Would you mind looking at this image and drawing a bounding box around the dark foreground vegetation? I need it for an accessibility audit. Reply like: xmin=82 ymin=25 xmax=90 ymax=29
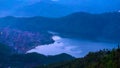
xmin=36 ymin=45 xmax=120 ymax=68
xmin=0 ymin=43 xmax=75 ymax=68
xmin=0 ymin=42 xmax=120 ymax=68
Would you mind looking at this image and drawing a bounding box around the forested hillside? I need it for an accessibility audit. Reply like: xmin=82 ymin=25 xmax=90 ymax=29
xmin=0 ymin=43 xmax=75 ymax=68
xmin=37 ymin=45 xmax=120 ymax=68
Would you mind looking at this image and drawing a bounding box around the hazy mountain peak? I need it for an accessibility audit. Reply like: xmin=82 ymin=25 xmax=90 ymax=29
xmin=0 ymin=0 xmax=120 ymax=17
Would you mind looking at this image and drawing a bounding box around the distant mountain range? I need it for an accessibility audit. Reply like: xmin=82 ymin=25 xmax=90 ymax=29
xmin=0 ymin=12 xmax=120 ymax=53
xmin=1 ymin=12 xmax=120 ymax=42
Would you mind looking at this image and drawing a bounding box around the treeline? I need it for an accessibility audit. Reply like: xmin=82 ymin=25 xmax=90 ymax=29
xmin=36 ymin=45 xmax=120 ymax=68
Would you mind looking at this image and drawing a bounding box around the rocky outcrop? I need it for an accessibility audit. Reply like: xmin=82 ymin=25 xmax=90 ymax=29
xmin=0 ymin=28 xmax=54 ymax=53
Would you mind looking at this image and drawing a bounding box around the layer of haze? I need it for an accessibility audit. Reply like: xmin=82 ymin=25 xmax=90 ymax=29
xmin=0 ymin=0 xmax=120 ymax=17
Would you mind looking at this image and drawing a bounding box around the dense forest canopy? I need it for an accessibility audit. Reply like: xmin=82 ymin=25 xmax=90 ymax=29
xmin=36 ymin=45 xmax=120 ymax=68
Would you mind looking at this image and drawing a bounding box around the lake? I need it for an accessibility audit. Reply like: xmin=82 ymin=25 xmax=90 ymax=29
xmin=27 ymin=34 xmax=117 ymax=58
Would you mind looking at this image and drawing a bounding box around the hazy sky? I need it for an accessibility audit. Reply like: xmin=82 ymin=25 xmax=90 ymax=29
xmin=0 ymin=0 xmax=120 ymax=17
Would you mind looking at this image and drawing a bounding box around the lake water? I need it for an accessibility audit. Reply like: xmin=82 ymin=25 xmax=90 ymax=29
xmin=27 ymin=35 xmax=117 ymax=58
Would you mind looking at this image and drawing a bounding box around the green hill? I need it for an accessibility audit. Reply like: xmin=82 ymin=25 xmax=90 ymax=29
xmin=0 ymin=43 xmax=75 ymax=68
xmin=37 ymin=45 xmax=120 ymax=68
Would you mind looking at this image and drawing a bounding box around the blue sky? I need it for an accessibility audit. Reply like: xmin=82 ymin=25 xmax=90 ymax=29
xmin=0 ymin=0 xmax=120 ymax=17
